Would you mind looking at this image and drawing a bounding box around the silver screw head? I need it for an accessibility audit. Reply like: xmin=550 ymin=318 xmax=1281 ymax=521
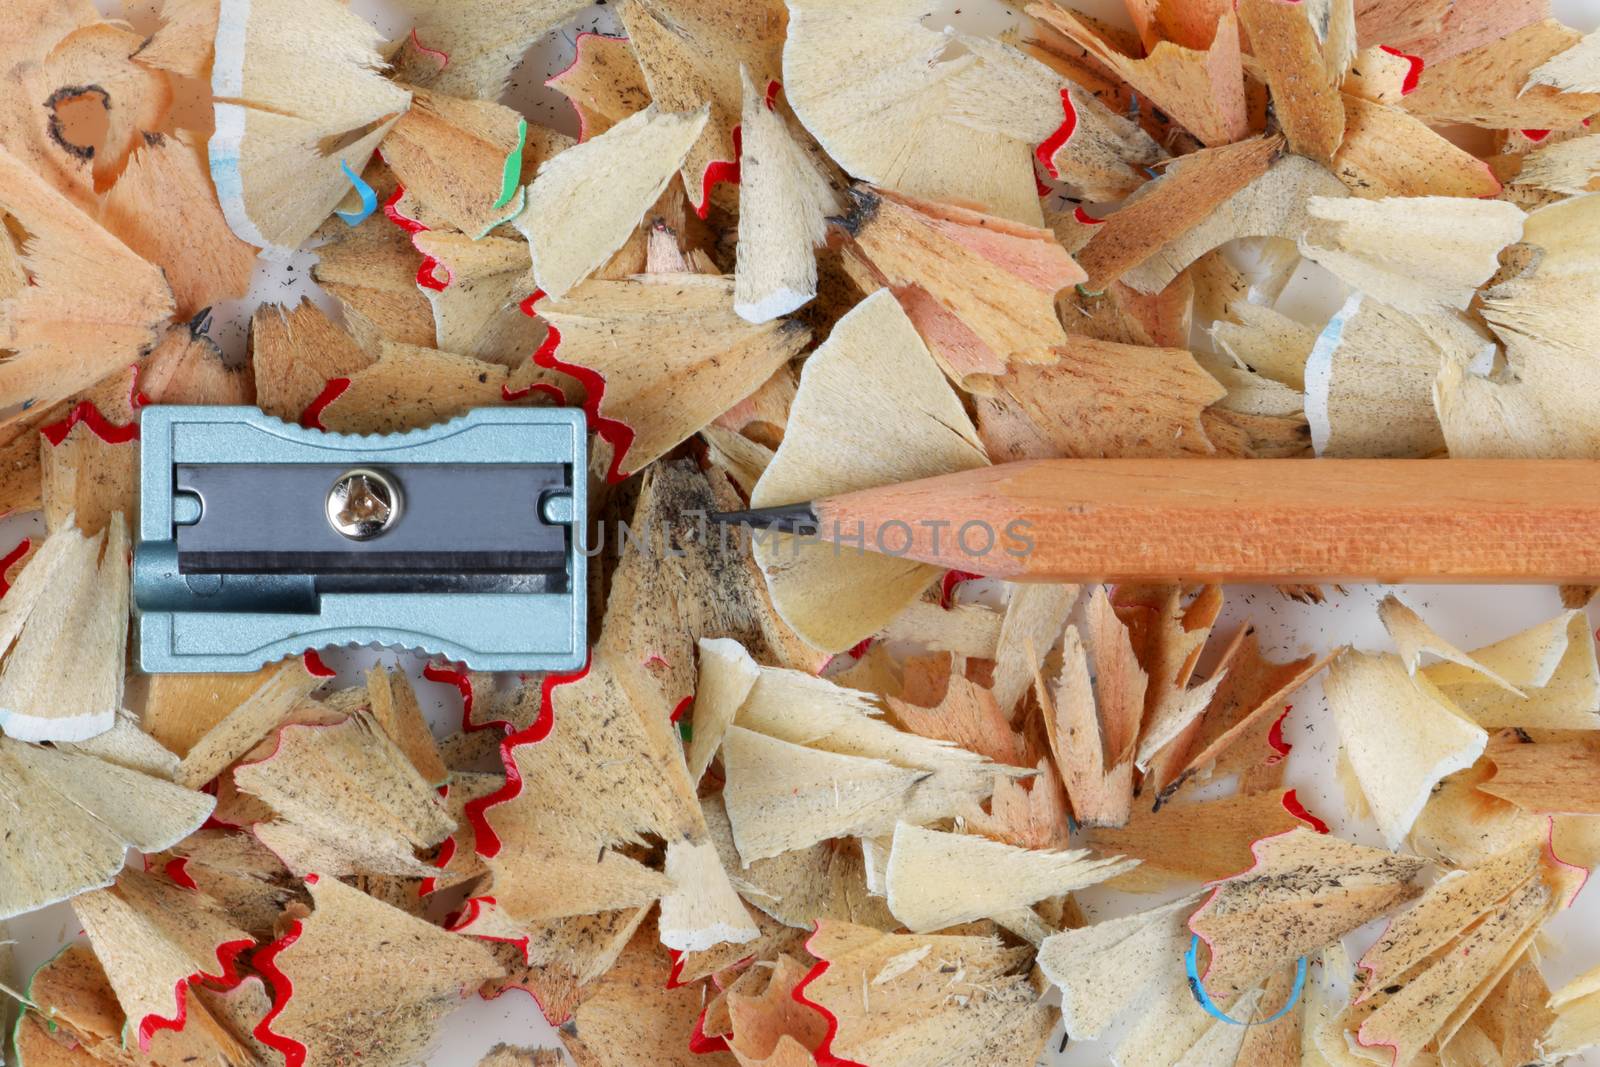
xmin=327 ymin=468 xmax=401 ymax=540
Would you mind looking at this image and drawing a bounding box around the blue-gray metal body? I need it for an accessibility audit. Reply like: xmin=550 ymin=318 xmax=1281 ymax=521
xmin=135 ymin=406 xmax=587 ymax=673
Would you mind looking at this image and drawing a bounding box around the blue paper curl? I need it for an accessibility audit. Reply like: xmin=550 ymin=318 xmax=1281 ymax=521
xmin=335 ymin=159 xmax=377 ymax=226
xmin=1184 ymin=934 xmax=1307 ymax=1026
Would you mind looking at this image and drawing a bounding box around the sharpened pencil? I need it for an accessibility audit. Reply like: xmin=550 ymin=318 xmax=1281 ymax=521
xmin=713 ymin=458 xmax=1600 ymax=584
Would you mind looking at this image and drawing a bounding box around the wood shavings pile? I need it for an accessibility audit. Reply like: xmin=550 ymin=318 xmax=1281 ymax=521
xmin=0 ymin=0 xmax=1598 ymax=1065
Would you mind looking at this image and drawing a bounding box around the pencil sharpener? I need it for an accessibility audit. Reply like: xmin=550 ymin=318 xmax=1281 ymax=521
xmin=133 ymin=406 xmax=587 ymax=673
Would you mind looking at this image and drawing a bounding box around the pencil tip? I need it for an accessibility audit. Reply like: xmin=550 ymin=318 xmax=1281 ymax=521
xmin=708 ymin=502 xmax=820 ymax=535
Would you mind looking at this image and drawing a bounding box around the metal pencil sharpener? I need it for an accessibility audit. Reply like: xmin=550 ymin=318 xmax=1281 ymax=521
xmin=133 ymin=406 xmax=587 ymax=673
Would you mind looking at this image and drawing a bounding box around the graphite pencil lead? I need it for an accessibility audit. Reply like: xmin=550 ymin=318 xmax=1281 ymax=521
xmin=707 ymin=503 xmax=820 ymax=536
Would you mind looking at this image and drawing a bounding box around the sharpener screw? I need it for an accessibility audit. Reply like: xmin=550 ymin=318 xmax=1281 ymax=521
xmin=327 ymin=468 xmax=401 ymax=540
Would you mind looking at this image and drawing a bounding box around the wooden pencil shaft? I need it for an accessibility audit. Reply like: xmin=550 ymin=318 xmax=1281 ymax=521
xmin=812 ymin=459 xmax=1600 ymax=584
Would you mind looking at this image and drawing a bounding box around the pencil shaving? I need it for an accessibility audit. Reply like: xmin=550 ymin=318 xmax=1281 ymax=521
xmin=1188 ymin=827 xmax=1425 ymax=998
xmin=209 ymin=0 xmax=410 ymax=256
xmin=0 ymin=516 xmax=127 ymax=743
xmin=839 ymin=186 xmax=1083 ymax=391
xmin=71 ymin=866 xmax=253 ymax=1051
xmin=515 ymin=103 xmax=707 ymax=298
xmin=380 ymin=89 xmax=532 ymax=238
xmin=733 ymin=68 xmax=840 ymax=323
xmin=619 ymin=0 xmax=787 ymax=218
xmin=785 ymin=1 xmax=1056 ymax=225
xmin=0 ymin=739 xmax=214 ymax=921
xmin=529 ymin=273 xmax=810 ymax=480
xmin=256 ymin=874 xmax=504 ymax=1067
xmin=1028 ymin=2 xmax=1248 ymax=148
xmin=392 ymin=0 xmax=590 ymax=100
xmin=235 ymin=710 xmax=457 ymax=877
xmin=883 ymin=822 xmax=1136 ymax=932
xmin=1237 ymin=0 xmax=1354 ymax=164
xmin=547 ymin=31 xmax=650 ymax=139
xmin=311 ymin=208 xmax=438 ymax=351
xmin=796 ymin=920 xmax=1054 ymax=1067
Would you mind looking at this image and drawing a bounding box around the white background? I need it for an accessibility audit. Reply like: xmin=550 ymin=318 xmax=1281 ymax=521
xmin=9 ymin=1 xmax=1599 ymax=1064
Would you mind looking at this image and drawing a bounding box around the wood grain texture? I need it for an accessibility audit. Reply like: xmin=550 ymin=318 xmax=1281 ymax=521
xmin=814 ymin=459 xmax=1600 ymax=583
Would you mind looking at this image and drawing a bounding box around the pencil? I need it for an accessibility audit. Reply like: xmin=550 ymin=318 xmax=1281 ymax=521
xmin=714 ymin=458 xmax=1600 ymax=584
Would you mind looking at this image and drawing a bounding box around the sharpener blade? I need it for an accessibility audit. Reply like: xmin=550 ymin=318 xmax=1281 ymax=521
xmin=175 ymin=463 xmax=568 ymax=577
